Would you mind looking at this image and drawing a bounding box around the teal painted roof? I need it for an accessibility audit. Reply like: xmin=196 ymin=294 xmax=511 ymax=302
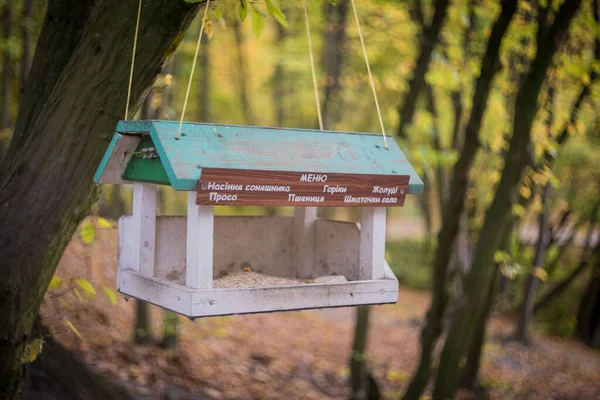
xmin=94 ymin=120 xmax=424 ymax=195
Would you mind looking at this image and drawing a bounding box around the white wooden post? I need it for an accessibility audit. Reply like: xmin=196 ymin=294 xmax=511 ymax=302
xmin=186 ymin=191 xmax=214 ymax=289
xmin=293 ymin=206 xmax=317 ymax=279
xmin=359 ymin=207 xmax=386 ymax=280
xmin=132 ymin=182 xmax=157 ymax=276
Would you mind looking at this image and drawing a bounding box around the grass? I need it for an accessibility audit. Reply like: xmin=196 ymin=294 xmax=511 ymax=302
xmin=386 ymin=239 xmax=433 ymax=291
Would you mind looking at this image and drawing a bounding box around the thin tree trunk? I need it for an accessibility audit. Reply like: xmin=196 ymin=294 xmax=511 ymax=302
xmin=133 ymin=93 xmax=156 ymax=346
xmin=397 ymin=0 xmax=450 ymax=139
xmin=402 ymin=2 xmax=518 ymax=398
xmin=232 ymin=18 xmax=255 ymax=125
xmin=161 ymin=311 xmax=179 ymax=349
xmin=272 ymin=17 xmax=286 ymax=127
xmin=0 ymin=2 xmax=13 ymax=162
xmin=575 ymin=252 xmax=600 ymax=347
xmin=0 ymin=1 xmax=201 ymax=396
xmin=350 ymin=306 xmax=380 ymax=400
xmin=198 ymin=32 xmax=210 ymax=122
xmin=514 ymin=175 xmax=554 ymax=344
xmin=321 ymin=0 xmax=348 ymax=131
xmin=459 ymin=226 xmax=511 ymax=390
xmin=433 ymin=2 xmax=582 ymax=397
xmin=20 ymin=0 xmax=34 ymax=91
xmin=424 ymin=82 xmax=446 ymax=220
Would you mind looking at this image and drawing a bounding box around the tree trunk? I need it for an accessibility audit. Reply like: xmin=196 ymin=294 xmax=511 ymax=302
xmin=433 ymin=2 xmax=581 ymax=398
xmin=575 ymin=258 xmax=600 ymax=348
xmin=350 ymin=306 xmax=380 ymax=400
xmin=0 ymin=1 xmax=13 ymax=162
xmin=460 ymin=225 xmax=512 ymax=390
xmin=133 ymin=301 xmax=154 ymax=345
xmin=396 ymin=0 xmax=450 ymax=139
xmin=272 ymin=15 xmax=287 ymax=127
xmin=424 ymin=82 xmax=446 ymax=220
xmin=161 ymin=310 xmax=179 ymax=350
xmin=321 ymin=0 xmax=348 ymax=131
xmin=0 ymin=1 xmax=201 ymax=396
xmin=198 ymin=32 xmax=210 ymax=122
xmin=402 ymin=2 xmax=518 ymax=398
xmin=20 ymin=0 xmax=34 ymax=91
xmin=232 ymin=18 xmax=255 ymax=125
xmin=515 ymin=184 xmax=553 ymax=344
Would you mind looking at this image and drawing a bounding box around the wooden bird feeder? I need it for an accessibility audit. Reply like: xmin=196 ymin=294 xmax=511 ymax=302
xmin=94 ymin=120 xmax=423 ymax=317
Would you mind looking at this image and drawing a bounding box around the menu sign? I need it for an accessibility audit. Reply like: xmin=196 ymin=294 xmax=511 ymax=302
xmin=196 ymin=168 xmax=409 ymax=207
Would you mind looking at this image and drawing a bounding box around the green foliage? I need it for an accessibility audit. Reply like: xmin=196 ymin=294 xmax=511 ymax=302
xmin=386 ymin=240 xmax=433 ymax=290
xmin=251 ymin=5 xmax=265 ymax=37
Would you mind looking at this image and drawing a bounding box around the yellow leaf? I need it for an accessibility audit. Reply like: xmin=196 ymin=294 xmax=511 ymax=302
xmin=76 ymin=278 xmax=96 ymax=299
xmin=520 ymin=185 xmax=532 ymax=199
xmin=80 ymin=219 xmax=95 ymax=244
xmin=103 ymin=287 xmax=117 ymax=305
xmin=512 ymin=203 xmax=525 ymax=217
xmin=533 ymin=267 xmax=548 ymax=282
xmin=97 ymin=217 xmax=112 ymax=229
xmin=21 ymin=338 xmax=44 ymax=364
xmin=64 ymin=319 xmax=83 ymax=339
xmin=48 ymin=276 xmax=63 ymax=290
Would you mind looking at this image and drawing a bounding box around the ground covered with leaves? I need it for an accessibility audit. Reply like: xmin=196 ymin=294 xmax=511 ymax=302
xmin=40 ymin=220 xmax=600 ymax=399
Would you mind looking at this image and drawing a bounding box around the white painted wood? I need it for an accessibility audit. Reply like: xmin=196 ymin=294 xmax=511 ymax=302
xmin=118 ymin=269 xmax=193 ymax=316
xmin=293 ymin=207 xmax=317 ymax=278
xmin=315 ymin=219 xmax=360 ymax=280
xmin=214 ymin=216 xmax=293 ymax=277
xmin=98 ymin=134 xmax=140 ymax=184
xmin=131 ymin=183 xmax=157 ymax=276
xmin=117 ymin=266 xmax=398 ymax=318
xmin=359 ymin=207 xmax=386 ymax=280
xmin=155 ymin=217 xmax=187 ymax=285
xmin=186 ymin=192 xmax=214 ymax=289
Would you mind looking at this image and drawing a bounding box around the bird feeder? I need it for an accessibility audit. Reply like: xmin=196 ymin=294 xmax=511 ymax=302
xmin=94 ymin=120 xmax=423 ymax=317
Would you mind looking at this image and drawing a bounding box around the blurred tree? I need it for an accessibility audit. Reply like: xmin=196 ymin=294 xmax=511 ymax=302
xmin=350 ymin=306 xmax=380 ymax=400
xmin=397 ymin=0 xmax=450 ymax=139
xmin=402 ymin=1 xmax=519 ymax=398
xmin=433 ymin=1 xmax=583 ymax=397
xmin=0 ymin=1 xmax=12 ymax=162
xmin=232 ymin=17 xmax=255 ymax=125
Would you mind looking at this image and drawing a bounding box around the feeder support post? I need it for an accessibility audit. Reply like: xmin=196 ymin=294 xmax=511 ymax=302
xmin=359 ymin=207 xmax=386 ymax=280
xmin=186 ymin=191 xmax=214 ymax=289
xmin=132 ymin=182 xmax=157 ymax=276
xmin=293 ymin=206 xmax=317 ymax=279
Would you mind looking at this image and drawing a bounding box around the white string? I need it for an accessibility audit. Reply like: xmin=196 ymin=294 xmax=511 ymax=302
xmin=177 ymin=0 xmax=211 ymax=140
xmin=350 ymin=0 xmax=388 ymax=148
xmin=125 ymin=0 xmax=143 ymax=121
xmin=302 ymin=0 xmax=324 ymax=131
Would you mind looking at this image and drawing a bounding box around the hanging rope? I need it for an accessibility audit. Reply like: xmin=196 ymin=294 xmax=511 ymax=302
xmin=125 ymin=0 xmax=143 ymax=121
xmin=176 ymin=0 xmax=212 ymax=140
xmin=302 ymin=0 xmax=324 ymax=131
xmin=349 ymin=0 xmax=388 ymax=149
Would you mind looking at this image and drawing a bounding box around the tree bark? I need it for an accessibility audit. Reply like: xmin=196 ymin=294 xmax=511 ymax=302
xmin=350 ymin=306 xmax=380 ymax=400
xmin=232 ymin=18 xmax=255 ymax=125
xmin=20 ymin=0 xmax=34 ymax=91
xmin=198 ymin=32 xmax=210 ymax=122
xmin=0 ymin=1 xmax=200 ymax=397
xmin=433 ymin=2 xmax=582 ymax=398
xmin=515 ymin=184 xmax=553 ymax=344
xmin=396 ymin=0 xmax=450 ymax=139
xmin=0 ymin=1 xmax=13 ymax=162
xmin=321 ymin=0 xmax=348 ymax=131
xmin=402 ymin=2 xmax=518 ymax=398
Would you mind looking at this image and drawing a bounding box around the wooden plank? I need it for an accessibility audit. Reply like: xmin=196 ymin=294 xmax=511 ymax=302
xmin=137 ymin=120 xmax=423 ymax=194
xmin=186 ymin=192 xmax=214 ymax=289
xmin=119 ymin=268 xmax=397 ymax=318
xmin=293 ymin=207 xmax=317 ymax=279
xmin=315 ymin=219 xmax=360 ymax=280
xmin=118 ymin=269 xmax=193 ymax=316
xmin=196 ymin=168 xmax=408 ymax=207
xmin=131 ymin=183 xmax=157 ymax=276
xmin=94 ymin=133 xmax=140 ymax=184
xmin=155 ymin=217 xmax=187 ymax=285
xmin=359 ymin=207 xmax=386 ymax=280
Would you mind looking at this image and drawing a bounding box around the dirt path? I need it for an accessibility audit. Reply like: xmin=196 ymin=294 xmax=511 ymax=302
xmin=40 ymin=224 xmax=600 ymax=399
